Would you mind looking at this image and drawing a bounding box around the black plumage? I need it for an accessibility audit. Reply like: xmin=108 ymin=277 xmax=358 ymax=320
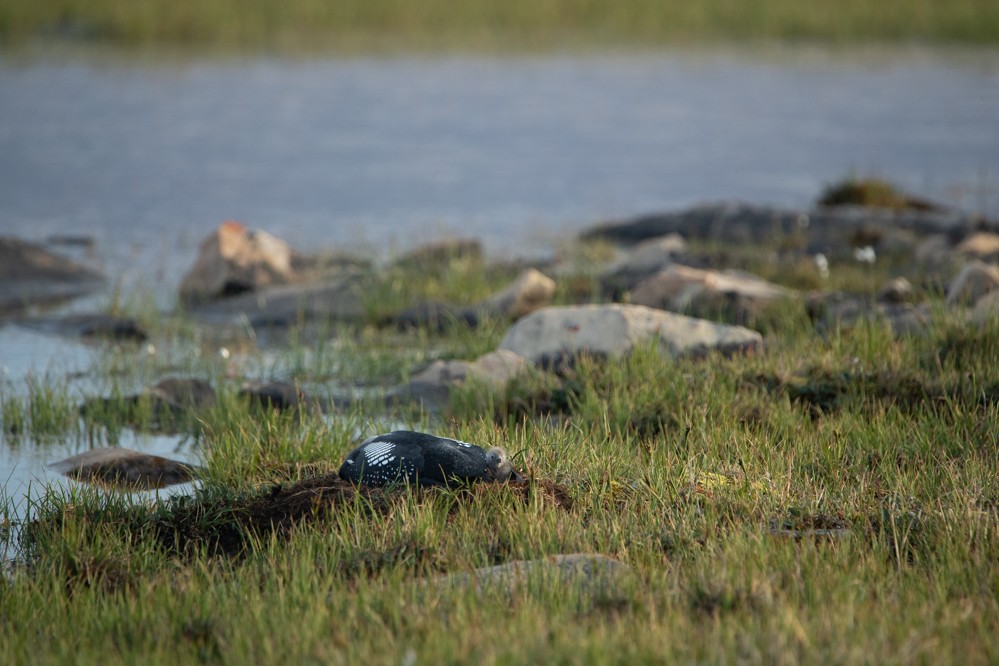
xmin=338 ymin=430 xmax=522 ymax=487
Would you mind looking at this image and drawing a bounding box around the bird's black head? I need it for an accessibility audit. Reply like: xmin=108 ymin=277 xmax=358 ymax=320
xmin=483 ymin=447 xmax=525 ymax=483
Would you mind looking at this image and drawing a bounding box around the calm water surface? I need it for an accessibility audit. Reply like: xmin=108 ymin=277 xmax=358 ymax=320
xmin=1 ymin=47 xmax=998 ymax=517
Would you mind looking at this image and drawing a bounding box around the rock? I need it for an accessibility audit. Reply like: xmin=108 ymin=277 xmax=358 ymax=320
xmin=629 ymin=265 xmax=793 ymax=321
xmin=388 ymin=350 xmax=528 ymax=409
xmin=0 ymin=236 xmax=104 ymax=316
xmin=580 ymin=202 xmax=993 ymax=259
xmin=946 ymin=262 xmax=999 ymax=306
xmin=498 ymin=304 xmax=763 ymax=369
xmin=187 ymin=277 xmax=366 ymax=327
xmin=388 ymin=300 xmax=477 ymax=330
xmin=387 ymin=269 xmax=555 ymax=331
xmin=239 ymin=380 xmax=323 ymax=416
xmin=600 ymin=233 xmax=688 ymax=295
xmin=473 ymin=268 xmax=556 ymax=320
xmin=876 ymin=277 xmax=917 ymax=305
xmin=429 ymin=553 xmax=631 ymax=596
xmin=49 ymin=447 xmax=199 ymax=491
xmin=956 ymin=232 xmax=999 ymax=261
xmin=806 ymin=292 xmax=931 ymax=336
xmin=970 ymin=291 xmax=999 ymax=324
xmin=80 ymin=377 xmax=216 ymax=433
xmin=179 ymin=221 xmax=298 ymax=305
xmin=391 ymin=238 xmax=482 ymax=272
xmin=18 ymin=313 xmax=147 ymax=342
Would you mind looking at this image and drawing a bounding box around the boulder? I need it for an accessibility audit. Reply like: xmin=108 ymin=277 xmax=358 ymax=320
xmin=49 ymin=447 xmax=199 ymax=491
xmin=388 ymin=350 xmax=528 ymax=409
xmin=187 ymin=277 xmax=366 ymax=327
xmin=498 ymin=304 xmax=763 ymax=369
xmin=0 ymin=236 xmax=104 ymax=316
xmin=429 ymin=553 xmax=630 ymax=596
xmin=179 ymin=221 xmax=298 ymax=305
xmin=946 ymin=262 xmax=999 ymax=306
xmin=474 ymin=268 xmax=556 ymax=320
xmin=601 ymin=233 xmax=688 ymax=295
xmin=629 ymin=265 xmax=793 ymax=319
xmin=955 ymin=232 xmax=999 ymax=261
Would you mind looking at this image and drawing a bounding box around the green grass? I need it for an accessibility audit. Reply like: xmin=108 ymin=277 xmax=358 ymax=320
xmin=1 ymin=242 xmax=998 ymax=663
xmin=1 ymin=0 xmax=998 ymax=52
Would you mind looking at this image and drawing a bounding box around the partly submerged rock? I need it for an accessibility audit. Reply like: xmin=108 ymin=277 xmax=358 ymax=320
xmin=187 ymin=277 xmax=367 ymax=327
xmin=428 ymin=553 xmax=631 ymax=596
xmin=49 ymin=447 xmax=199 ymax=490
xmin=17 ymin=313 xmax=147 ymax=342
xmin=179 ymin=221 xmax=298 ymax=305
xmin=80 ymin=377 xmax=216 ymax=432
xmin=0 ymin=236 xmax=104 ymax=316
xmin=239 ymin=380 xmax=323 ymax=417
xmin=581 ymin=202 xmax=992 ymax=258
xmin=499 ymin=304 xmax=763 ymax=369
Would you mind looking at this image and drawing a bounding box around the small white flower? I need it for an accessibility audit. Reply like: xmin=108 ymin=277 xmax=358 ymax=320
xmin=813 ymin=253 xmax=830 ymax=280
xmin=146 ymin=344 xmax=156 ymax=355
xmin=219 ymin=347 xmax=231 ymax=359
xmin=854 ymin=246 xmax=877 ymax=264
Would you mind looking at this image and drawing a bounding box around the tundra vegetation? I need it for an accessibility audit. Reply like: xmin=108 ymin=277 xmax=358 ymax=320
xmin=1 ymin=0 xmax=998 ymax=52
xmin=1 ymin=203 xmax=997 ymax=663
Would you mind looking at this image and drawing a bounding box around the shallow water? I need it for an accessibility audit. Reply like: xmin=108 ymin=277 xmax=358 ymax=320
xmin=1 ymin=46 xmax=999 ymax=517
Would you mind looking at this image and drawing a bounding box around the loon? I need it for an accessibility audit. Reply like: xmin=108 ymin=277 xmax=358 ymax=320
xmin=338 ymin=430 xmax=525 ymax=487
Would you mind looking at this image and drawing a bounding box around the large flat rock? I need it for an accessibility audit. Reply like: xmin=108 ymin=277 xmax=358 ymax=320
xmin=499 ymin=304 xmax=763 ymax=368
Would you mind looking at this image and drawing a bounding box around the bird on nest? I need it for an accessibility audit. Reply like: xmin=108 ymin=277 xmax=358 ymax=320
xmin=338 ymin=430 xmax=525 ymax=487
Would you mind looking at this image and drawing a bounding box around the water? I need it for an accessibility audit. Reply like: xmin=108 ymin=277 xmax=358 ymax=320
xmin=1 ymin=46 xmax=998 ymax=518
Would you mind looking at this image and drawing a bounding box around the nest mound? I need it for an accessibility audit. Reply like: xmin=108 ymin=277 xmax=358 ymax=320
xmin=151 ymin=475 xmax=572 ymax=558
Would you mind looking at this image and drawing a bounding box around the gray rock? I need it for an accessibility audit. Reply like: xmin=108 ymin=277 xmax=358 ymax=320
xmin=388 ymin=350 xmax=528 ymax=410
xmin=429 ymin=553 xmax=631 ymax=596
xmin=179 ymin=221 xmax=299 ymax=305
xmin=946 ymin=262 xmax=999 ymax=306
xmin=600 ymin=233 xmax=688 ymax=295
xmin=806 ymin=292 xmax=931 ymax=336
xmin=970 ymin=290 xmax=999 ymax=324
xmin=629 ymin=265 xmax=793 ymax=321
xmin=187 ymin=277 xmax=366 ymax=327
xmin=499 ymin=304 xmax=763 ymax=369
xmin=0 ymin=236 xmax=104 ymax=316
xmin=80 ymin=377 xmax=216 ymax=433
xmin=581 ymin=202 xmax=993 ymax=258
xmin=387 ymin=269 xmax=555 ymax=331
xmin=18 ymin=313 xmax=147 ymax=342
xmin=49 ymin=447 xmax=199 ymax=491
xmin=239 ymin=380 xmax=323 ymax=417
